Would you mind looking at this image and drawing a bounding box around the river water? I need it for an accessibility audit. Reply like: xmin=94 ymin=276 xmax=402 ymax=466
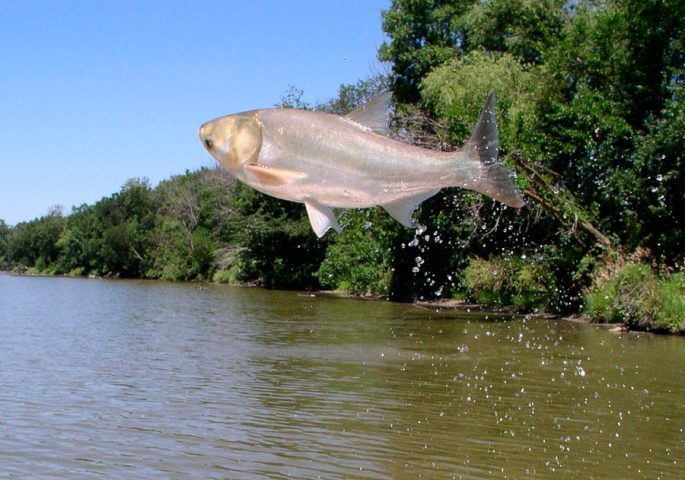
xmin=0 ymin=274 xmax=683 ymax=479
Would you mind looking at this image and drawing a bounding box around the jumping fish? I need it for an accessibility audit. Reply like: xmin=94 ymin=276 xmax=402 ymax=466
xmin=199 ymin=92 xmax=524 ymax=237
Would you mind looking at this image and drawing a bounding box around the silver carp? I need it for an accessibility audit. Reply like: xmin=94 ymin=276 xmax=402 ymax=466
xmin=199 ymin=92 xmax=524 ymax=237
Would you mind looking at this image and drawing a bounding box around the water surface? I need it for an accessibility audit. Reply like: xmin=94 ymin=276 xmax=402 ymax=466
xmin=0 ymin=274 xmax=683 ymax=478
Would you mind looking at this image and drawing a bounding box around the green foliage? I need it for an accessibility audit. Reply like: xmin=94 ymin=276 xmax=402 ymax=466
xmin=379 ymin=0 xmax=477 ymax=102
xmin=68 ymin=266 xmax=87 ymax=277
xmin=212 ymin=266 xmax=240 ymax=285
xmin=94 ymin=178 xmax=155 ymax=277
xmin=548 ymin=0 xmax=684 ymax=129
xmin=316 ymin=210 xmax=393 ymax=295
xmin=147 ymin=168 xmax=235 ymax=281
xmin=585 ymin=262 xmax=685 ymax=334
xmin=657 ymin=273 xmax=685 ymax=333
xmin=629 ymin=82 xmax=685 ymax=260
xmin=461 ymin=255 xmax=552 ymax=312
xmin=0 ymin=219 xmax=9 ymax=269
xmin=421 ymin=50 xmax=542 ymax=151
xmin=388 ymin=191 xmax=475 ymax=302
xmin=232 ymin=185 xmax=326 ymax=289
xmin=7 ymin=210 xmax=65 ymax=271
xmin=534 ymin=0 xmax=684 ymax=253
xmin=318 ymin=75 xmax=389 ymax=115
xmin=462 ymin=0 xmax=567 ymax=64
xmin=385 ymin=0 xmax=683 ymax=317
xmin=379 ymin=0 xmax=567 ymax=101
xmin=276 ymin=85 xmax=310 ymax=109
xmin=56 ymin=203 xmax=99 ymax=274
xmin=461 ymin=257 xmax=507 ymax=305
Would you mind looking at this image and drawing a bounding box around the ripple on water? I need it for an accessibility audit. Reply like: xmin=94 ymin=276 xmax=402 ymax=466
xmin=0 ymin=274 xmax=683 ymax=479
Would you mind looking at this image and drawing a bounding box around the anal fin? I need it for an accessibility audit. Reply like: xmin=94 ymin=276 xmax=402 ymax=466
xmin=304 ymin=199 xmax=342 ymax=238
xmin=382 ymin=190 xmax=440 ymax=227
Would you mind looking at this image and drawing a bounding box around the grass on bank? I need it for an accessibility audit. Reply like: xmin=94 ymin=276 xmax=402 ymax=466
xmin=584 ymin=262 xmax=685 ymax=334
xmin=460 ymin=256 xmax=551 ymax=313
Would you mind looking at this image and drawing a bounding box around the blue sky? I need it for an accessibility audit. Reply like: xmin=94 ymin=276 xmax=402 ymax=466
xmin=0 ymin=0 xmax=389 ymax=225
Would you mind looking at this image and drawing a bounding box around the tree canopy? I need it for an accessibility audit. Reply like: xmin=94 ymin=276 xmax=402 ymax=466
xmin=2 ymin=0 xmax=683 ymax=319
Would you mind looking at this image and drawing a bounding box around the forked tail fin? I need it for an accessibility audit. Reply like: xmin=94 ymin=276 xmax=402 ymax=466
xmin=464 ymin=92 xmax=525 ymax=208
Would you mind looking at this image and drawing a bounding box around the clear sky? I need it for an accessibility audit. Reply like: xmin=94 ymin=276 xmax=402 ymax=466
xmin=0 ymin=0 xmax=390 ymax=225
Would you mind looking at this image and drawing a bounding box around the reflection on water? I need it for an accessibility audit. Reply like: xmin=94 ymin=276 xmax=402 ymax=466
xmin=0 ymin=274 xmax=683 ymax=478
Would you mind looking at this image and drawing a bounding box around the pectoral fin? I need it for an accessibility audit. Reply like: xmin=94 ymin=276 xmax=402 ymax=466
xmin=245 ymin=164 xmax=306 ymax=186
xmin=304 ymin=199 xmax=341 ymax=238
xmin=382 ymin=190 xmax=440 ymax=227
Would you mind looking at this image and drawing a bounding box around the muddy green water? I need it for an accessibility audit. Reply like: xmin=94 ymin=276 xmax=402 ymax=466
xmin=0 ymin=274 xmax=683 ymax=479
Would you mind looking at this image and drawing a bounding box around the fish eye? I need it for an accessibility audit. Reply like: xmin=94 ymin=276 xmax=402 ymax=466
xmin=204 ymin=138 xmax=214 ymax=149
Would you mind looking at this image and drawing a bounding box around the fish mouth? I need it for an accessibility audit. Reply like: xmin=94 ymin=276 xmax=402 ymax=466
xmin=198 ymin=123 xmax=211 ymax=149
xmin=198 ymin=122 xmax=208 ymax=139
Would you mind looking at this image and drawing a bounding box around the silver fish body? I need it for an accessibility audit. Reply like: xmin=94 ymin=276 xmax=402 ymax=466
xmin=199 ymin=93 xmax=524 ymax=237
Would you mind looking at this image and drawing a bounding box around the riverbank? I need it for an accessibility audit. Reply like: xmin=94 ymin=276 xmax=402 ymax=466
xmin=4 ymin=269 xmax=681 ymax=335
xmin=295 ymin=289 xmax=663 ymax=334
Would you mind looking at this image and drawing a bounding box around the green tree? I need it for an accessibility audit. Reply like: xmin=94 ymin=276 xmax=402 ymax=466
xmin=92 ymin=178 xmax=155 ymax=277
xmin=629 ymin=82 xmax=685 ymax=261
xmin=6 ymin=208 xmax=65 ymax=271
xmin=232 ymin=184 xmax=326 ymax=289
xmin=379 ymin=0 xmax=684 ymax=311
xmin=56 ymin=203 xmax=100 ymax=274
xmin=379 ymin=0 xmax=478 ymax=102
xmin=318 ymin=75 xmax=389 ymax=114
xmin=316 ymin=209 xmax=394 ymax=295
xmin=149 ymin=168 xmax=236 ymax=280
xmin=0 ymin=219 xmax=10 ymax=269
xmin=462 ymin=0 xmax=567 ymax=64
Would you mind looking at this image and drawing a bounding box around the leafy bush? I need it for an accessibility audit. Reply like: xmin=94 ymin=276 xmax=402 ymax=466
xmin=69 ymin=266 xmax=87 ymax=277
xmin=511 ymin=261 xmax=550 ymax=312
xmin=233 ymin=208 xmax=326 ymax=290
xmin=461 ymin=255 xmax=551 ymax=312
xmin=316 ymin=211 xmax=392 ymax=296
xmin=584 ymin=261 xmax=685 ymax=334
xmin=461 ymin=257 xmax=507 ymax=305
xmin=585 ymin=262 xmax=654 ymax=324
xmin=212 ymin=266 xmax=240 ymax=285
xmin=421 ymin=50 xmax=541 ymax=152
xmin=656 ymin=273 xmax=685 ymax=333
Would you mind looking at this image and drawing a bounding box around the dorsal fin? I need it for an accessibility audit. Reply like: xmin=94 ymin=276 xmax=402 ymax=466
xmin=345 ymin=92 xmax=392 ymax=135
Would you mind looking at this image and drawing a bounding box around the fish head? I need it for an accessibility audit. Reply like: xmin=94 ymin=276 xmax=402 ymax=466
xmin=198 ymin=112 xmax=262 ymax=173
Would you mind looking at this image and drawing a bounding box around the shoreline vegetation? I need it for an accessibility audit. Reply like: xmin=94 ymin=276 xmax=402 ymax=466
xmin=0 ymin=268 xmax=660 ymax=337
xmin=0 ymin=269 xmax=588 ymax=327
xmin=1 ymin=1 xmax=683 ymax=333
xmin=1 ymin=268 xmax=680 ymax=336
